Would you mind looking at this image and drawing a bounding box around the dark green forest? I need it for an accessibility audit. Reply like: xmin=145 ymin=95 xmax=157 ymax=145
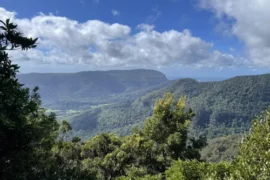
xmin=64 ymin=74 xmax=270 ymax=142
xmin=20 ymin=66 xmax=270 ymax=141
xmin=1 ymin=20 xmax=270 ymax=179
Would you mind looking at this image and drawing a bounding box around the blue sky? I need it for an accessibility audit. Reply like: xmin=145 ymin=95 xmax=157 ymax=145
xmin=1 ymin=0 xmax=270 ymax=78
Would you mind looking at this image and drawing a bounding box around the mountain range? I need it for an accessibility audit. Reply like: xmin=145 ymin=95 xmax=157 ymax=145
xmin=18 ymin=69 xmax=168 ymax=108
xmin=19 ymin=69 xmax=270 ymax=141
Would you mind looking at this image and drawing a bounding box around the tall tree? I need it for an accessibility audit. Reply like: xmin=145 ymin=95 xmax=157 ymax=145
xmin=115 ymin=93 xmax=208 ymax=178
xmin=142 ymin=93 xmax=207 ymax=171
xmin=0 ymin=19 xmax=59 ymax=180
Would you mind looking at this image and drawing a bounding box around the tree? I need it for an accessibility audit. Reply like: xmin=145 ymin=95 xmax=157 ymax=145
xmin=165 ymin=160 xmax=232 ymax=180
xmin=0 ymin=19 xmax=59 ymax=180
xmin=142 ymin=93 xmax=207 ymax=172
xmin=49 ymin=121 xmax=94 ymax=180
xmin=165 ymin=160 xmax=208 ymax=180
xmin=233 ymin=109 xmax=270 ymax=179
xmin=120 ymin=133 xmax=159 ymax=174
xmin=81 ymin=133 xmax=123 ymax=179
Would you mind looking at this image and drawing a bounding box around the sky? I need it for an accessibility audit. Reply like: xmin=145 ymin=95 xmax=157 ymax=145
xmin=1 ymin=0 xmax=270 ymax=78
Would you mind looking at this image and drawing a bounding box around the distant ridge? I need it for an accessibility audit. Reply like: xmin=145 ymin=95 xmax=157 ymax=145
xmin=18 ymin=69 xmax=168 ymax=104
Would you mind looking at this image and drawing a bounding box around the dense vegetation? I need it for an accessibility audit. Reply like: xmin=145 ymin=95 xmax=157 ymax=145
xmin=200 ymin=134 xmax=241 ymax=162
xmin=67 ymin=74 xmax=270 ymax=142
xmin=2 ymin=20 xmax=270 ymax=179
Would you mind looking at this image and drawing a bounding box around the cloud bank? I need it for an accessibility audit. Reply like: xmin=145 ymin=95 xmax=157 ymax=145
xmin=1 ymin=7 xmax=243 ymax=70
xmin=199 ymin=0 xmax=270 ymax=68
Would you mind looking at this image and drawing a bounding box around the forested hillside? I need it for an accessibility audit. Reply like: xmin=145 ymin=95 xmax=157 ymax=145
xmin=18 ymin=69 xmax=168 ymax=106
xmin=69 ymin=74 xmax=270 ymax=140
xmin=139 ymin=75 xmax=270 ymax=137
xmin=19 ymin=66 xmax=270 ymax=149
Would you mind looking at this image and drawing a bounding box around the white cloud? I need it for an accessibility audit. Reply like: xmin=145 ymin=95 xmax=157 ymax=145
xmin=0 ymin=7 xmax=242 ymax=70
xmin=0 ymin=8 xmax=16 ymax=20
xmin=199 ymin=0 xmax=270 ymax=68
xmin=111 ymin=10 xmax=120 ymax=16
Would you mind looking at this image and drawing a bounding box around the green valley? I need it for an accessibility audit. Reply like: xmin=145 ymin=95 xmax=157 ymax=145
xmin=38 ymin=73 xmax=269 ymax=141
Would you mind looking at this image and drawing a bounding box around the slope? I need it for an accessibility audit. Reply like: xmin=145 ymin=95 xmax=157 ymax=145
xmin=69 ymin=73 xmax=270 ymax=139
xmin=18 ymin=69 xmax=168 ymax=108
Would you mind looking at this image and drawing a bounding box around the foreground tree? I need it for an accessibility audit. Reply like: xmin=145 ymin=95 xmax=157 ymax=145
xmin=115 ymin=94 xmax=207 ymax=179
xmin=0 ymin=19 xmax=60 ymax=179
xmin=79 ymin=94 xmax=207 ymax=179
xmin=141 ymin=93 xmax=207 ymax=172
xmin=233 ymin=109 xmax=270 ymax=179
xmin=81 ymin=133 xmax=123 ymax=179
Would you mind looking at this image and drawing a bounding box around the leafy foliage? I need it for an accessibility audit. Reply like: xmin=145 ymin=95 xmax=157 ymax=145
xmin=166 ymin=110 xmax=270 ymax=180
xmin=165 ymin=160 xmax=233 ymax=180
xmin=201 ymin=134 xmax=241 ymax=162
xmin=233 ymin=109 xmax=270 ymax=179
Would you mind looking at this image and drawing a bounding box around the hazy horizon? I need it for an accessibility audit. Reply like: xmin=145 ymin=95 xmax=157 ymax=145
xmin=18 ymin=67 xmax=270 ymax=82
